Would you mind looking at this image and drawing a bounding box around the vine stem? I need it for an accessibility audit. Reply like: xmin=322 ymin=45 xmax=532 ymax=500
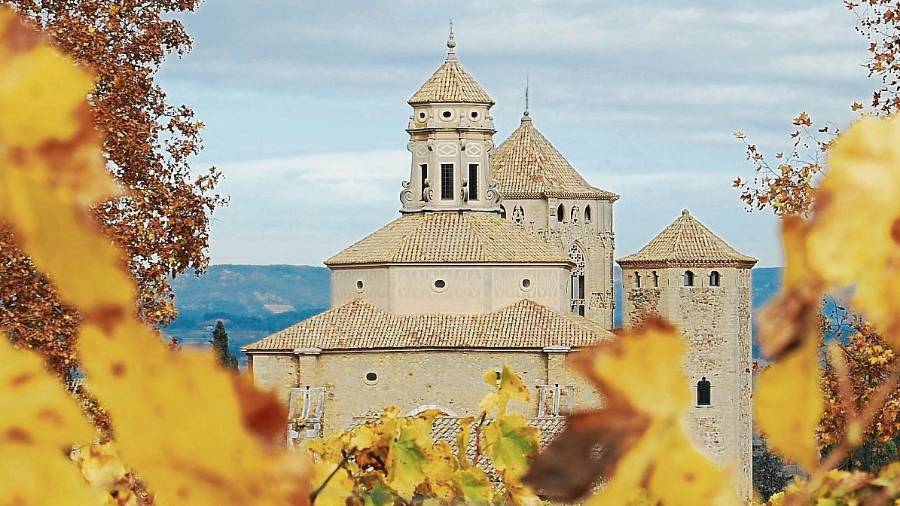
xmin=309 ymin=449 xmax=353 ymax=503
xmin=807 ymin=357 xmax=900 ymax=490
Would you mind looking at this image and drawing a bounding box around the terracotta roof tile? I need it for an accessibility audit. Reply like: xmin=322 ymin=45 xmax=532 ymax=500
xmin=618 ymin=209 xmax=757 ymax=267
xmin=325 ymin=211 xmax=570 ymax=266
xmin=492 ymin=116 xmax=618 ymax=201
xmin=244 ymin=298 xmax=611 ymax=352
xmin=408 ymin=59 xmax=493 ymax=105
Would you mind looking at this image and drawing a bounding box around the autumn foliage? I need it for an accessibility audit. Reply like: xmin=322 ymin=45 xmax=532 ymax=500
xmin=4 ymin=2 xmax=900 ymax=505
xmin=0 ymin=0 xmax=223 ymax=378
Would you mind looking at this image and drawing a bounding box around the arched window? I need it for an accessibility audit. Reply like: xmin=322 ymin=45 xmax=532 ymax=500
xmin=512 ymin=205 xmax=525 ymax=225
xmin=556 ymin=204 xmax=565 ymax=222
xmin=499 ymin=205 xmax=507 ymax=219
xmin=568 ymin=244 xmax=586 ymax=316
xmin=683 ymin=270 xmax=694 ymax=287
xmin=652 ymin=271 xmax=659 ymax=287
xmin=584 ymin=205 xmax=592 ymax=223
xmin=697 ymin=377 xmax=711 ymax=405
xmin=709 ymin=271 xmax=721 ymax=287
xmin=634 ymin=272 xmax=641 ymax=288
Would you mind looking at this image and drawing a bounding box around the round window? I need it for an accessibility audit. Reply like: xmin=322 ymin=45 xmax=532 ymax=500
xmin=470 ymin=111 xmax=479 ymax=120
xmin=434 ymin=279 xmax=446 ymax=289
xmin=521 ymin=278 xmax=532 ymax=290
xmin=441 ymin=110 xmax=452 ymax=119
xmin=356 ymin=280 xmax=364 ymax=292
xmin=364 ymin=372 xmax=378 ymax=384
xmin=418 ymin=111 xmax=426 ymax=119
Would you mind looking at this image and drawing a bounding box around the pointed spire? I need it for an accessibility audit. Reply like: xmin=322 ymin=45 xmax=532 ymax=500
xmin=446 ymin=20 xmax=457 ymax=61
xmin=522 ymin=73 xmax=532 ymax=122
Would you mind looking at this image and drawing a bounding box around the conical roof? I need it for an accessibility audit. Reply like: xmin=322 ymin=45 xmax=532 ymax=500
xmin=491 ymin=115 xmax=617 ymax=200
xmin=618 ymin=210 xmax=756 ymax=267
xmin=408 ymin=58 xmax=493 ymax=105
xmin=408 ymin=31 xmax=493 ymax=105
xmin=325 ymin=211 xmax=570 ymax=266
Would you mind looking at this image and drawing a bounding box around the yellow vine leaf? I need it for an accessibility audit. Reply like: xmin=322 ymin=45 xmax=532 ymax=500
xmin=311 ymin=461 xmax=355 ymax=506
xmin=481 ymin=412 xmax=539 ymax=479
xmin=527 ymin=318 xmax=738 ymax=505
xmin=480 ymin=365 xmax=529 ymax=415
xmin=79 ymin=320 xmax=311 ymax=504
xmin=455 ymin=415 xmax=475 ymax=468
xmin=386 ymin=411 xmax=437 ymax=500
xmin=453 ymin=467 xmax=494 ymax=504
xmin=754 ymin=336 xmax=823 ymax=472
xmin=0 ymin=7 xmax=312 ymax=504
xmin=0 ymin=334 xmax=100 ymax=505
xmin=806 ymin=114 xmax=900 ymax=351
xmin=0 ymin=168 xmax=134 ymax=312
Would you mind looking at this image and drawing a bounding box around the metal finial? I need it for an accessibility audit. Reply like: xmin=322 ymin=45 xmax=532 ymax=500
xmin=524 ymin=73 xmax=530 ymax=116
xmin=446 ymin=20 xmax=457 ymax=60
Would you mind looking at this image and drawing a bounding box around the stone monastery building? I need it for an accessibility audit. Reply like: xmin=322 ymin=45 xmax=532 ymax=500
xmin=245 ymin=30 xmax=755 ymax=498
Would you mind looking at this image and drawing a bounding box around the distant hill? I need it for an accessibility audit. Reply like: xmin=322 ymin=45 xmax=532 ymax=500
xmin=168 ymin=264 xmax=783 ymax=364
xmin=165 ymin=265 xmax=330 ymax=362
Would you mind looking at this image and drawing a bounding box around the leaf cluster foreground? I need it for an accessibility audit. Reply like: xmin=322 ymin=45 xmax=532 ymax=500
xmin=0 ymin=8 xmax=310 ymax=505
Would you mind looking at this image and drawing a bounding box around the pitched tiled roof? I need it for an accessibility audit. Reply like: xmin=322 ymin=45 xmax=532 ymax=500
xmin=243 ymin=298 xmax=611 ymax=352
xmin=408 ymin=57 xmax=493 ymax=105
xmin=618 ymin=209 xmax=757 ymax=267
xmin=491 ymin=115 xmax=618 ymax=201
xmin=325 ymin=211 xmax=570 ymax=266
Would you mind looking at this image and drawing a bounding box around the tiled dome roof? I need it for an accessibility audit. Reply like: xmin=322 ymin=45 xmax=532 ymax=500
xmin=618 ymin=209 xmax=756 ymax=267
xmin=491 ymin=116 xmax=617 ymax=200
xmin=325 ymin=211 xmax=570 ymax=266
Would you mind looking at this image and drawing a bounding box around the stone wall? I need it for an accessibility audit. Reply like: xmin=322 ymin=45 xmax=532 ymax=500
xmin=249 ymin=349 xmax=603 ymax=434
xmin=331 ymin=264 xmax=570 ymax=315
xmin=619 ymin=265 xmax=752 ymax=499
xmin=500 ymin=197 xmax=615 ymax=329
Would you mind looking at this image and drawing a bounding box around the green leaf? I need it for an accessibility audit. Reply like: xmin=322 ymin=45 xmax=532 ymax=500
xmin=481 ymin=413 xmax=539 ymax=479
xmin=454 ymin=468 xmax=494 ymax=505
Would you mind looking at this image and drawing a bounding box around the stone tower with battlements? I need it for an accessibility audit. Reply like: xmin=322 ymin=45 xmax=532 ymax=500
xmin=617 ymin=209 xmax=756 ymax=499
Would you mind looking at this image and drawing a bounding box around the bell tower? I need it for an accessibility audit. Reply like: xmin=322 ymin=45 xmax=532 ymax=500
xmin=401 ymin=27 xmax=501 ymax=213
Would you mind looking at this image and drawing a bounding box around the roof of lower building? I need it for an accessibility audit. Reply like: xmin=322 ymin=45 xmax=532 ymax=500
xmin=243 ymin=298 xmax=611 ymax=352
xmin=617 ymin=209 xmax=757 ymax=267
xmin=408 ymin=33 xmax=493 ymax=105
xmin=325 ymin=211 xmax=570 ymax=266
xmin=491 ymin=115 xmax=618 ymax=201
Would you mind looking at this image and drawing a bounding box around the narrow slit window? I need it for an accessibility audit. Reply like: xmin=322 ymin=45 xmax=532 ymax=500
xmin=697 ymin=377 xmax=711 ymax=405
xmin=652 ymin=271 xmax=659 ymax=287
xmin=420 ymin=164 xmax=428 ymax=190
xmin=440 ymin=164 xmax=454 ymax=200
xmin=468 ymin=164 xmax=478 ymax=200
xmin=635 ymin=272 xmax=641 ymax=288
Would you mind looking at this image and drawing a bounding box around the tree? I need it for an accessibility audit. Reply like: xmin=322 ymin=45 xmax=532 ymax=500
xmin=210 ymin=321 xmax=238 ymax=371
xmin=735 ymin=0 xmax=900 ymax=448
xmin=0 ymin=0 xmax=225 ymax=378
xmin=753 ymin=439 xmax=793 ymax=501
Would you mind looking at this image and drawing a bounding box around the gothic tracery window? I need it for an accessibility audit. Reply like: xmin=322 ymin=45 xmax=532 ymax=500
xmin=568 ymin=244 xmax=586 ymax=316
xmin=512 ymin=205 xmax=525 ymax=225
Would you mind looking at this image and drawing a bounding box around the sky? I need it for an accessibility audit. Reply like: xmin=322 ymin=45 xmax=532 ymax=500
xmin=158 ymin=0 xmax=875 ymax=268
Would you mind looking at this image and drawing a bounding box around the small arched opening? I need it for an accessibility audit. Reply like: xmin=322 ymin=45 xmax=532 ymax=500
xmin=683 ymin=270 xmax=695 ymax=287
xmin=697 ymin=377 xmax=711 ymax=406
xmin=709 ymin=271 xmax=721 ymax=287
xmin=499 ymin=205 xmax=507 ymax=219
xmin=652 ymin=271 xmax=660 ymax=287
xmin=584 ymin=205 xmax=592 ymax=223
xmin=634 ymin=272 xmax=641 ymax=288
xmin=556 ymin=204 xmax=565 ymax=222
